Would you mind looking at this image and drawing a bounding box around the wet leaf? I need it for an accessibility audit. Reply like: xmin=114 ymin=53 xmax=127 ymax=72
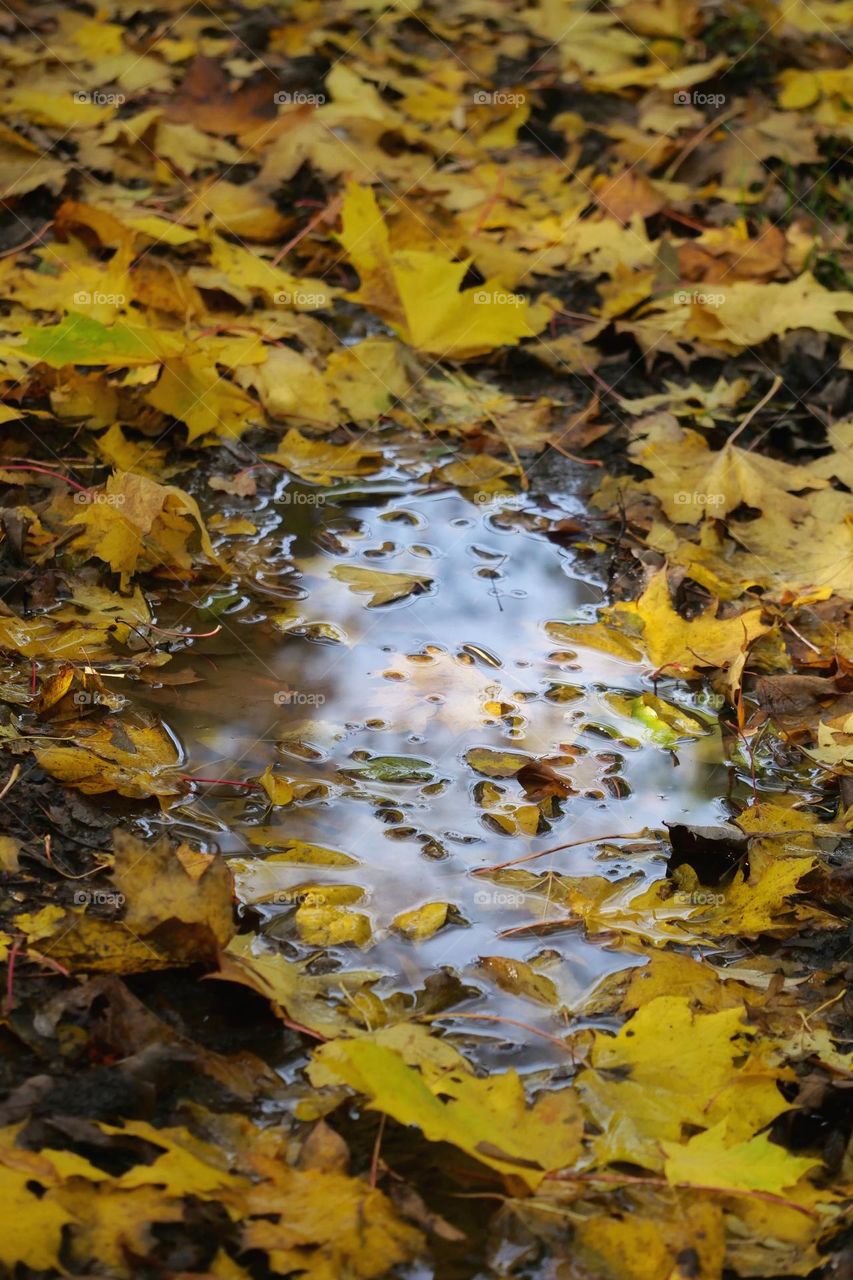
xmin=263 ymin=429 xmax=382 ymax=484
xmin=346 ymin=755 xmax=434 ymax=783
xmin=577 ymin=996 xmax=789 ymax=1169
xmin=296 ymin=903 xmax=373 ymax=947
xmin=0 ymin=1155 xmax=74 ymax=1272
xmin=573 ymin=1201 xmax=725 ymax=1280
xmin=479 ymin=956 xmax=559 ymax=1005
xmin=611 ymin=570 xmax=769 ymax=679
xmin=214 ymin=935 xmax=378 ymax=1037
xmin=464 ymin=746 xmax=531 ymax=778
xmin=258 ymin=766 xmax=295 ymax=806
xmin=69 ymin=470 xmax=221 ymax=588
xmin=392 ymin=902 xmax=450 ymax=940
xmin=663 ymin=1123 xmax=822 ymax=1196
xmin=330 ymin=565 xmax=432 ymax=606
xmin=310 ymin=1036 xmax=583 ymax=1188
xmin=7 ymin=313 xmax=182 ymax=368
xmin=33 ymin=713 xmax=181 ymax=797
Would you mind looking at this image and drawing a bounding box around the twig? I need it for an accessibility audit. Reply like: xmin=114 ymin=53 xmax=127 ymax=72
xmin=369 ymin=1114 xmax=386 ymax=1188
xmin=0 ymin=221 xmax=53 ymax=259
xmin=783 ymin=621 xmax=820 ymax=655
xmin=547 ymin=438 xmax=602 ymax=466
xmin=143 ymin=623 xmax=222 ymax=640
xmin=474 ymin=830 xmax=651 ymax=875
xmin=179 ymin=775 xmax=262 ymax=790
xmin=4 ymin=937 xmax=22 ymax=1014
xmin=484 ymin=409 xmax=528 ymax=490
xmin=472 ymin=171 xmax=506 ymax=235
xmin=0 ymin=463 xmax=90 ymax=494
xmin=662 ymin=106 xmax=742 ymax=181
xmin=273 ymin=193 xmax=342 ymax=265
xmin=0 ymin=763 xmax=21 ymax=802
xmin=727 ymin=375 xmax=783 ymax=447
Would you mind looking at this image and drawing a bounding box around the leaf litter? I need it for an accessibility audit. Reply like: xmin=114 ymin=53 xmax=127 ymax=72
xmin=0 ymin=0 xmax=851 ymax=1277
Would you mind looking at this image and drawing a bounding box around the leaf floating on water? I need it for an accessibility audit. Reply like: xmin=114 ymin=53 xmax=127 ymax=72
xmin=214 ymin=935 xmax=378 ymax=1037
xmin=296 ymin=904 xmax=373 ymax=947
xmin=246 ymin=833 xmax=359 ymax=866
xmin=330 ymin=564 xmax=433 ymax=606
xmin=345 ymin=754 xmax=435 ymax=783
xmin=464 ymin=746 xmax=531 ymax=778
xmin=479 ymin=955 xmax=560 ymax=1006
xmin=258 ymin=766 xmax=295 ymax=806
xmin=606 ymin=691 xmax=707 ymax=746
xmin=392 ymin=901 xmax=450 ymax=940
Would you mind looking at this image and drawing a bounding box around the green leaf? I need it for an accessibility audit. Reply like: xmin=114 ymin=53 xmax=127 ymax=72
xmin=16 ymin=313 xmax=182 ymax=368
xmin=346 ymin=755 xmax=434 ymax=783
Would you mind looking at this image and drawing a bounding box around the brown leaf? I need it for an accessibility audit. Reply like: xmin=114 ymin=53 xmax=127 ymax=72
xmin=165 ymin=57 xmax=276 ymax=139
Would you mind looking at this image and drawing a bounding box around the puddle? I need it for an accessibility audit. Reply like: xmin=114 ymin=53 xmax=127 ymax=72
xmin=133 ymin=465 xmax=730 ymax=1063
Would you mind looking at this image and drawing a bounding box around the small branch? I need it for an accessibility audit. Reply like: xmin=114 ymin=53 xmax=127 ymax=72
xmin=474 ymin=830 xmax=651 ymax=875
xmin=727 ymin=375 xmax=783 ymax=447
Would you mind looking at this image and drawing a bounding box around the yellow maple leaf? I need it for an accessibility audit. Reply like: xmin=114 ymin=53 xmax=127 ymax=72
xmin=684 ymin=274 xmax=853 ymax=350
xmin=629 ymin=418 xmax=827 ymax=523
xmin=339 ymin=184 xmax=537 ymax=358
xmin=608 ymin=569 xmax=769 ymax=677
xmin=310 ymin=1033 xmax=582 ymax=1188
xmin=663 ymin=1122 xmax=821 ymax=1195
xmin=69 ymin=470 xmax=222 ymax=588
xmin=577 ymin=996 xmax=789 ymax=1169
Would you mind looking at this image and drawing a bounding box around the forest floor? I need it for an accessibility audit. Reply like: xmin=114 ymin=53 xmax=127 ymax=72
xmin=0 ymin=0 xmax=852 ymax=1277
